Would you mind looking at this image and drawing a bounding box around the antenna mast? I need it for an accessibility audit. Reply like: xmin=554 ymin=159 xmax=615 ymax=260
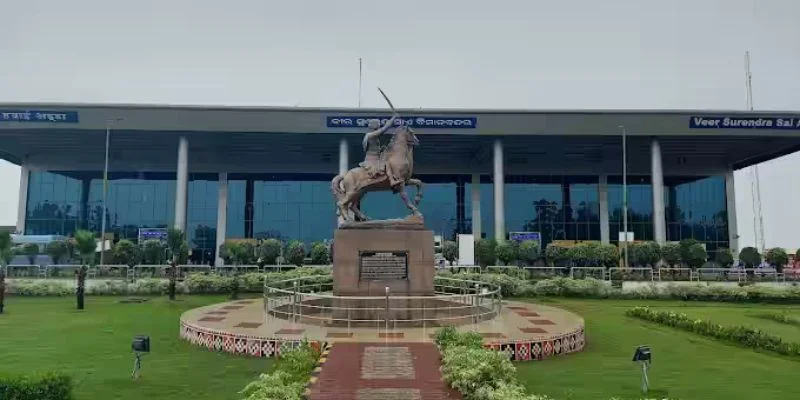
xmin=745 ymin=51 xmax=765 ymax=254
xmin=358 ymin=57 xmax=363 ymax=107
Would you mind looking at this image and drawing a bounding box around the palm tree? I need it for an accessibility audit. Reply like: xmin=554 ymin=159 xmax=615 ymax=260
xmin=0 ymin=231 xmax=13 ymax=314
xmin=73 ymin=230 xmax=97 ymax=310
xmin=166 ymin=227 xmax=185 ymax=301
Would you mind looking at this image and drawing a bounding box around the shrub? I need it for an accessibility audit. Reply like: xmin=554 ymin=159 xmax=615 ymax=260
xmin=285 ymin=241 xmax=306 ymax=267
xmin=441 ymin=345 xmax=517 ymax=398
xmin=22 ymin=243 xmax=39 ymax=265
xmin=544 ymin=243 xmax=569 ymax=267
xmin=685 ymin=244 xmax=707 ymax=270
xmin=45 ymin=240 xmax=70 ymax=265
xmin=660 ymin=243 xmax=680 ymax=267
xmin=442 ymin=240 xmax=458 ymax=265
xmin=309 ymin=242 xmax=330 ymax=265
xmin=714 ymin=248 xmax=734 ymax=268
xmin=0 ymin=372 xmax=72 ymax=400
xmin=474 ymin=239 xmax=496 ymax=268
xmin=630 ymin=241 xmax=660 ymax=267
xmin=517 ymin=240 xmax=540 ymax=266
xmin=113 ymin=239 xmax=140 ymax=267
xmin=754 ymin=312 xmax=800 ymax=327
xmin=626 ymin=306 xmax=800 ymax=356
xmin=765 ymin=248 xmax=789 ymax=272
xmin=142 ymin=240 xmax=166 ymax=264
xmin=434 ymin=327 xmax=484 ymax=351
xmin=678 ymin=239 xmax=701 ymax=265
xmin=239 ymin=341 xmax=320 ymax=400
xmin=495 ymin=241 xmax=517 ymax=266
xmin=597 ymin=243 xmax=619 ymax=269
xmin=258 ymin=239 xmax=282 ymax=265
xmin=739 ymin=246 xmax=761 ymax=268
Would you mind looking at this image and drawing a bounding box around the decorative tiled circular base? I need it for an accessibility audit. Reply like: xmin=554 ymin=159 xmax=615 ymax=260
xmin=179 ymin=298 xmax=585 ymax=361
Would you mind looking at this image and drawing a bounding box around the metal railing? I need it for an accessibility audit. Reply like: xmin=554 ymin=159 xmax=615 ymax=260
xmin=263 ymin=275 xmax=502 ymax=329
xmin=607 ymin=267 xmax=655 ymax=281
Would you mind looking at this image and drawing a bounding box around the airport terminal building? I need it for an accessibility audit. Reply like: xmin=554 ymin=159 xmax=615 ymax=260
xmin=2 ymin=104 xmax=799 ymax=265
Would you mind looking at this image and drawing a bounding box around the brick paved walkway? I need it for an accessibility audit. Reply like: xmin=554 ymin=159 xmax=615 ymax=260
xmin=308 ymin=342 xmax=461 ymax=400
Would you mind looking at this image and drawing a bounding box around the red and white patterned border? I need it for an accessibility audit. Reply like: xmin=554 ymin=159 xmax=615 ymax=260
xmin=179 ymin=321 xmax=325 ymax=358
xmin=180 ymin=320 xmax=584 ymax=361
xmin=483 ymin=326 xmax=585 ymax=361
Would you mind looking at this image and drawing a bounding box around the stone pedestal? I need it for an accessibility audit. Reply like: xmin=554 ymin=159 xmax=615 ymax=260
xmin=333 ymin=228 xmax=434 ymax=296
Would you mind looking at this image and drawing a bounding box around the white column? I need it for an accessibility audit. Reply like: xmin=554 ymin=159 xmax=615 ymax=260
xmin=598 ymin=174 xmax=610 ymax=244
xmin=215 ymin=173 xmax=228 ymax=267
xmin=174 ymin=136 xmax=189 ymax=232
xmin=339 ymin=138 xmax=349 ymax=175
xmin=725 ymin=169 xmax=739 ymax=253
xmin=16 ymin=164 xmax=29 ymax=234
xmin=471 ymin=174 xmax=481 ymax=239
xmin=650 ymin=138 xmax=667 ymax=244
xmin=493 ymin=140 xmax=505 ymax=241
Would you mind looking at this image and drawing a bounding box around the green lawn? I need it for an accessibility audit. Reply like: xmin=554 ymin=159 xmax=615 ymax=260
xmin=517 ymin=298 xmax=800 ymax=400
xmin=0 ymin=295 xmax=270 ymax=400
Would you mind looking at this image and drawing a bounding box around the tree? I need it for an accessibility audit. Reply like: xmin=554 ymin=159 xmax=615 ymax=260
xmin=517 ymin=240 xmax=540 ymax=266
xmin=310 ymin=242 xmax=330 ymax=265
xmin=442 ymin=241 xmax=458 ymax=266
xmin=739 ymin=247 xmax=761 ymax=268
xmin=113 ymin=239 xmax=140 ymax=267
xmin=45 ymin=240 xmax=69 ymax=265
xmin=714 ymin=248 xmax=734 ymax=268
xmin=0 ymin=231 xmax=12 ymax=314
xmin=765 ymin=248 xmax=789 ymax=272
xmin=22 ymin=243 xmax=39 ymax=265
xmin=73 ymin=230 xmax=97 ymax=310
xmin=474 ymin=239 xmax=496 ymax=269
xmin=142 ymin=240 xmax=165 ymax=264
xmin=545 ymin=243 xmax=569 ymax=267
xmin=286 ymin=241 xmax=306 ymax=267
xmin=597 ymin=243 xmax=620 ymax=269
xmin=679 ymin=239 xmax=701 ymax=266
xmin=630 ymin=241 xmax=661 ymax=267
xmin=495 ymin=241 xmax=517 ymax=266
xmin=685 ymin=244 xmax=707 ymax=270
xmin=660 ymin=243 xmax=681 ymax=267
xmin=258 ymin=239 xmax=282 ymax=266
xmin=166 ymin=227 xmax=185 ymax=301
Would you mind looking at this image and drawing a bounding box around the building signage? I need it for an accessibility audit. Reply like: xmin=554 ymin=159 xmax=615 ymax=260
xmin=327 ymin=116 xmax=477 ymax=129
xmin=359 ymin=251 xmax=408 ymax=280
xmin=690 ymin=116 xmax=800 ymax=130
xmin=509 ymin=231 xmax=541 ymax=244
xmin=0 ymin=110 xmax=79 ymax=123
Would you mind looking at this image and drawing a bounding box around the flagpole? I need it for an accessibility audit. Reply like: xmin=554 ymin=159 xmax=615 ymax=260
xmin=99 ymin=124 xmax=110 ymax=266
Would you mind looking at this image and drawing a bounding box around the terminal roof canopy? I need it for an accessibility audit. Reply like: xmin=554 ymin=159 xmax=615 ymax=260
xmin=1 ymin=103 xmax=799 ymax=175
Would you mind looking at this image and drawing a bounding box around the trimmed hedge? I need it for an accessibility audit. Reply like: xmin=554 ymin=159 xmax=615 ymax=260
xmin=0 ymin=372 xmax=72 ymax=400
xmin=626 ymin=306 xmax=800 ymax=356
xmin=239 ymin=340 xmax=320 ymax=400
xmin=753 ymin=311 xmax=800 ymax=327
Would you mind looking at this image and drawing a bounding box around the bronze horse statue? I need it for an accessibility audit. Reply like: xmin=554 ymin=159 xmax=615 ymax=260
xmin=331 ymin=125 xmax=423 ymax=222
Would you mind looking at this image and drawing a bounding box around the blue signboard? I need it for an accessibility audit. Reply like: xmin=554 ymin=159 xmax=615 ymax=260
xmin=327 ymin=116 xmax=477 ymax=129
xmin=0 ymin=110 xmax=79 ymax=123
xmin=690 ymin=116 xmax=800 ymax=130
xmin=509 ymin=231 xmax=541 ymax=244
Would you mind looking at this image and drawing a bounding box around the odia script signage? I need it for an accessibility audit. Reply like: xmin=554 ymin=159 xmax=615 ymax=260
xmin=359 ymin=251 xmax=408 ymax=281
xmin=327 ymin=116 xmax=477 ymax=129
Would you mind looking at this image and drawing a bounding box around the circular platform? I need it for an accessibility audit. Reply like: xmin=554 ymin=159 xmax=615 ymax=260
xmin=179 ymin=298 xmax=585 ymax=361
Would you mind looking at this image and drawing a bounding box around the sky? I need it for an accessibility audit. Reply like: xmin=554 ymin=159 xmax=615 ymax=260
xmin=0 ymin=0 xmax=798 ymax=248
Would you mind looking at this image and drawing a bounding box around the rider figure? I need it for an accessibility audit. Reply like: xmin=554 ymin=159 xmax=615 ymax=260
xmin=359 ymin=114 xmax=401 ymax=188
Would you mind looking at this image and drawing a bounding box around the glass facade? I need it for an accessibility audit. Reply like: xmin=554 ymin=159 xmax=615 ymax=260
xmin=25 ymin=171 xmax=730 ymax=257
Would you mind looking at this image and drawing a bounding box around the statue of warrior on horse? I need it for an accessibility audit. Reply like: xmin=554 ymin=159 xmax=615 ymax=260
xmin=331 ymin=89 xmax=423 ymax=223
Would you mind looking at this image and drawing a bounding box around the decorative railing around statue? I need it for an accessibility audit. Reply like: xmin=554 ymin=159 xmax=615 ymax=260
xmin=263 ymin=275 xmax=502 ymax=329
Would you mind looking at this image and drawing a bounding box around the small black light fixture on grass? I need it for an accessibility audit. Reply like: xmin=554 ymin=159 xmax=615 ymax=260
xmin=632 ymin=345 xmax=652 ymax=394
xmin=131 ymin=335 xmax=150 ymax=380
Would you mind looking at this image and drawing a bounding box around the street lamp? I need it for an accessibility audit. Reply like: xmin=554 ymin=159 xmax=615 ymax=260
xmin=100 ymin=118 xmax=123 ymax=266
xmin=619 ymin=125 xmax=629 ymax=269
